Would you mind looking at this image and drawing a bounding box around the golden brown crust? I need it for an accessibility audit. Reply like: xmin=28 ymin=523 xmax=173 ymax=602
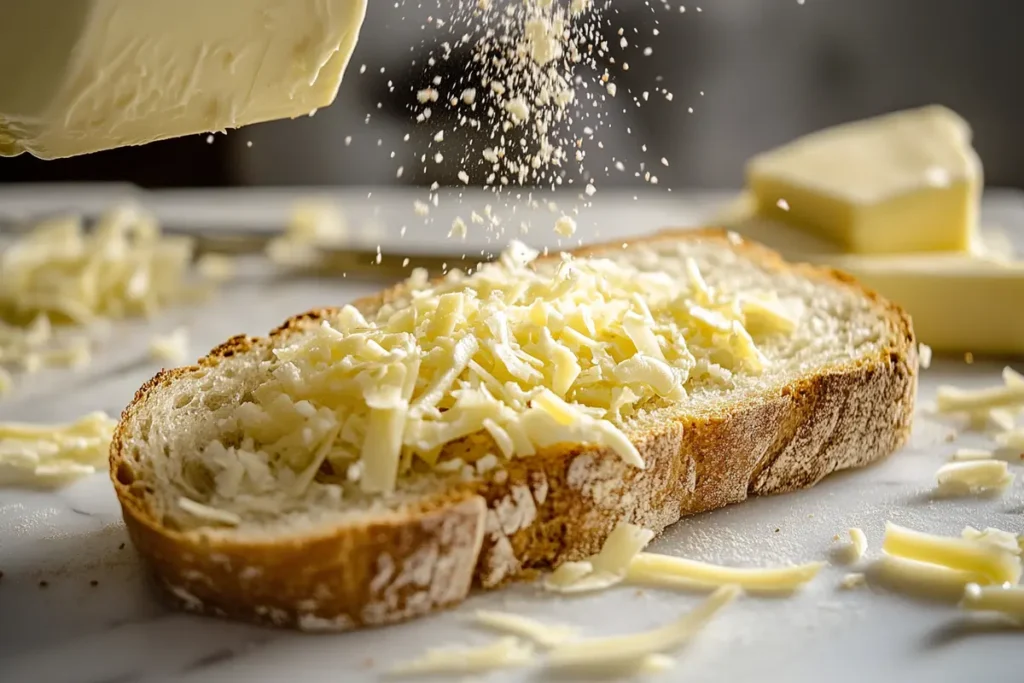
xmin=109 ymin=229 xmax=917 ymax=631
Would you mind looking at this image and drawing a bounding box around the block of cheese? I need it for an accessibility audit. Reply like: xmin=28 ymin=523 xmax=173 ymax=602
xmin=721 ymin=209 xmax=1023 ymax=355
xmin=746 ymin=105 xmax=983 ymax=254
xmin=0 ymin=0 xmax=367 ymax=159
xmin=830 ymin=254 xmax=1024 ymax=355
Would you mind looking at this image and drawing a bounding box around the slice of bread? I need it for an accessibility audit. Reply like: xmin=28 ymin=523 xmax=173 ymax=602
xmin=110 ymin=228 xmax=917 ymax=631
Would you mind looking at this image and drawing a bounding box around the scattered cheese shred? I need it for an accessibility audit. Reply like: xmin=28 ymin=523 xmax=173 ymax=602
xmin=544 ymin=561 xmax=595 ymax=592
xmin=872 ymin=556 xmax=987 ymax=599
xmin=936 ymin=374 xmax=1024 ymax=414
xmin=389 ymin=637 xmax=534 ymax=676
xmin=472 ymin=610 xmax=577 ymax=647
xmin=996 ymin=428 xmax=1024 ymax=451
xmin=626 ymin=553 xmax=825 ymax=592
xmin=961 ymin=526 xmax=1023 ymax=554
xmin=881 ymin=522 xmax=1022 ymax=585
xmin=840 ymin=573 xmax=867 ymax=590
xmin=961 ymin=583 xmax=1024 ymax=622
xmin=951 ymin=448 xmax=995 ymax=461
xmin=545 ymin=585 xmax=741 ymax=670
xmin=0 ymin=412 xmax=116 ymax=487
xmin=935 ymin=460 xmax=1015 ymax=496
xmin=847 ymin=527 xmax=869 ymax=561
xmin=544 ymin=521 xmax=654 ymax=594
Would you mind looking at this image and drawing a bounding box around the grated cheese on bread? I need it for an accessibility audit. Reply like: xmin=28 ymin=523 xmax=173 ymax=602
xmin=110 ymin=229 xmax=917 ymax=631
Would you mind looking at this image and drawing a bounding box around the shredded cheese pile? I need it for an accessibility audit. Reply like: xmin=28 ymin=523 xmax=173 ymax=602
xmin=178 ymin=243 xmax=798 ymax=525
xmin=0 ymin=412 xmax=116 ymax=487
xmin=0 ymin=205 xmax=219 ymax=393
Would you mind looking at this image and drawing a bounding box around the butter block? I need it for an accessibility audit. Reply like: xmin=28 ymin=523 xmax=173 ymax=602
xmin=747 ymin=106 xmax=983 ymax=254
xmin=723 ymin=212 xmax=1023 ymax=355
xmin=0 ymin=0 xmax=367 ymax=159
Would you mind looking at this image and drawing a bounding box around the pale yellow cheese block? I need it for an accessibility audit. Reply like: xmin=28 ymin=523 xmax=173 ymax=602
xmin=0 ymin=0 xmax=367 ymax=159
xmin=746 ymin=105 xmax=982 ymax=255
xmin=719 ymin=197 xmax=1022 ymax=356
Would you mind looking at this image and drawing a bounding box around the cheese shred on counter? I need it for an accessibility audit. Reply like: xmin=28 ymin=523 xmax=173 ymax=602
xmin=172 ymin=241 xmax=789 ymax=525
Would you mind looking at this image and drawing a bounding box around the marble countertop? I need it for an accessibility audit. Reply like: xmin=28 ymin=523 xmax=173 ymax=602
xmin=1 ymin=188 xmax=1023 ymax=683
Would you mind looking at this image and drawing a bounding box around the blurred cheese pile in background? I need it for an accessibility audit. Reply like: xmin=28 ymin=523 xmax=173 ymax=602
xmin=0 ymin=205 xmax=228 ymax=394
xmin=0 ymin=412 xmax=116 ymax=487
xmin=720 ymin=104 xmax=1024 ymax=357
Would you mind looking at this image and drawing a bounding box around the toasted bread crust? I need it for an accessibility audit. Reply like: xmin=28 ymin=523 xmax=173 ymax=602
xmin=110 ymin=229 xmax=917 ymax=631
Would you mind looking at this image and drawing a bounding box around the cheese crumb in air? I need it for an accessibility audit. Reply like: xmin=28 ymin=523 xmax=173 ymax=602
xmin=919 ymin=343 xmax=933 ymax=369
xmin=449 ymin=217 xmax=468 ymax=241
xmin=554 ymin=215 xmax=577 ymax=237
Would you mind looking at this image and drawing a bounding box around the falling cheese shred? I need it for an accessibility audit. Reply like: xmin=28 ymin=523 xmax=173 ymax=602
xmin=545 ymin=585 xmax=741 ymax=670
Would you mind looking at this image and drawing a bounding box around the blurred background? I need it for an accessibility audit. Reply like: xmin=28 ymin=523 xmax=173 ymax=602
xmin=1 ymin=0 xmax=1021 ymax=190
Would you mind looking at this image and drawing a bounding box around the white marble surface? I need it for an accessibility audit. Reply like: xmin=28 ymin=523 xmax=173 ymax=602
xmin=1 ymin=189 xmax=1023 ymax=683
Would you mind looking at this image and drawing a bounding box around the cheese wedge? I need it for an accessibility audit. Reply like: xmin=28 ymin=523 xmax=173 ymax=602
xmin=746 ymin=105 xmax=982 ymax=254
xmin=0 ymin=0 xmax=367 ymax=159
xmin=721 ymin=208 xmax=1023 ymax=355
xmin=834 ymin=254 xmax=1024 ymax=355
